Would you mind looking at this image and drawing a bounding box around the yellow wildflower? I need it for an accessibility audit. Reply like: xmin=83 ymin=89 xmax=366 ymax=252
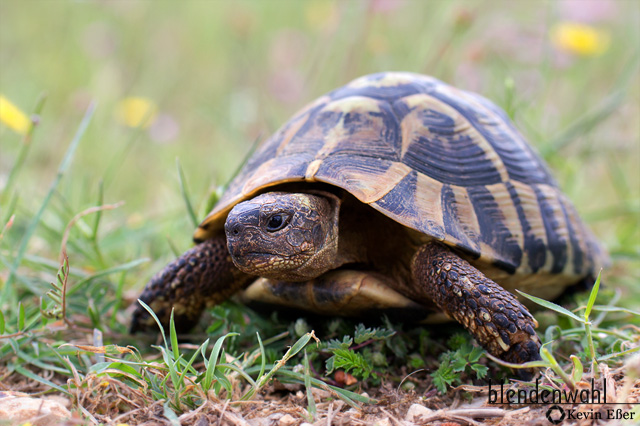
xmin=367 ymin=33 xmax=389 ymax=55
xmin=0 ymin=95 xmax=31 ymax=135
xmin=305 ymin=1 xmax=339 ymax=32
xmin=115 ymin=97 xmax=157 ymax=128
xmin=551 ymin=22 xmax=610 ymax=56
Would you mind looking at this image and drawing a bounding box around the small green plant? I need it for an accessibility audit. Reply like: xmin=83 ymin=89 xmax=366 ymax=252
xmin=324 ymin=324 xmax=396 ymax=382
xmin=430 ymin=334 xmax=488 ymax=394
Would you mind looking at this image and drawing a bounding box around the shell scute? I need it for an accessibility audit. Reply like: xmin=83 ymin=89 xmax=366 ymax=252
xmin=504 ymin=181 xmax=548 ymax=273
xmin=372 ymin=171 xmax=447 ymax=242
xmin=466 ymin=185 xmax=523 ymax=272
xmin=428 ymin=84 xmax=555 ymax=185
xmin=396 ymin=93 xmax=507 ymax=186
xmin=440 ymin=184 xmax=481 ymax=256
xmin=532 ymin=184 xmax=569 ymax=273
xmin=314 ymin=156 xmax=411 ymax=203
xmin=311 ymin=97 xmax=401 ymax=163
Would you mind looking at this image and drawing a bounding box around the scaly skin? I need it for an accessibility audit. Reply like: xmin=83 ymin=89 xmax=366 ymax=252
xmin=412 ymin=242 xmax=541 ymax=377
xmin=130 ymin=236 xmax=252 ymax=333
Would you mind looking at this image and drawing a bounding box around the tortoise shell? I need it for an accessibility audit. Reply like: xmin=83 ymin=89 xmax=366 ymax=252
xmin=195 ymin=72 xmax=606 ymax=280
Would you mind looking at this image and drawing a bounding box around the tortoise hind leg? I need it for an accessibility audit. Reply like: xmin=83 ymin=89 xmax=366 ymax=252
xmin=411 ymin=242 xmax=541 ymax=377
xmin=130 ymin=235 xmax=252 ymax=333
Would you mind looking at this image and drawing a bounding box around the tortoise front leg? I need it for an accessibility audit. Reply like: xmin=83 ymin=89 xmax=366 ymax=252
xmin=411 ymin=242 xmax=541 ymax=374
xmin=130 ymin=235 xmax=253 ymax=333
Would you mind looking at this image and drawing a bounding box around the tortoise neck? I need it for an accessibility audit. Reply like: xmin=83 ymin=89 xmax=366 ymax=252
xmin=336 ymin=196 xmax=418 ymax=282
xmin=335 ymin=197 xmax=378 ymax=266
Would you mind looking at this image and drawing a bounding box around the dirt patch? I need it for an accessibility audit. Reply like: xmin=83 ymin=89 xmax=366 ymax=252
xmin=2 ymin=366 xmax=638 ymax=426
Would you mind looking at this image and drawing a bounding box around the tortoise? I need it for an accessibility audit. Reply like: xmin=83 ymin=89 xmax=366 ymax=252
xmin=131 ymin=72 xmax=607 ymax=371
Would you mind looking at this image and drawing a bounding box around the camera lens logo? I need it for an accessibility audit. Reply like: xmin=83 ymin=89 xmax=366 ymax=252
xmin=546 ymin=405 xmax=566 ymax=424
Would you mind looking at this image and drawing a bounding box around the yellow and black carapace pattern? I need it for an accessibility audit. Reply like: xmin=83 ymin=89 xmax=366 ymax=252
xmin=196 ymin=72 xmax=607 ymax=282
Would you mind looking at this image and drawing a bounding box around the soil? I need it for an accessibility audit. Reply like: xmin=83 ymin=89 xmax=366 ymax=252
xmin=1 ymin=365 xmax=638 ymax=426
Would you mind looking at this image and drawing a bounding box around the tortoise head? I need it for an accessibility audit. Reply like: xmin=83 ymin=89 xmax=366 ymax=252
xmin=224 ymin=192 xmax=340 ymax=281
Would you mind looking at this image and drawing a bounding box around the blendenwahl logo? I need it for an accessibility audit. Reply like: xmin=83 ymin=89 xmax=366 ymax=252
xmin=487 ymin=378 xmax=637 ymax=424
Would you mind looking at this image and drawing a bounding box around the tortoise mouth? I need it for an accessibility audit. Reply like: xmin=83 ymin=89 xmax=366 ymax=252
xmin=229 ymin=247 xmax=312 ymax=278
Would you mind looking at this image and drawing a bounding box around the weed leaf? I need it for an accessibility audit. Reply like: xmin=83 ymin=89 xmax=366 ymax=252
xmin=517 ymin=290 xmax=585 ymax=323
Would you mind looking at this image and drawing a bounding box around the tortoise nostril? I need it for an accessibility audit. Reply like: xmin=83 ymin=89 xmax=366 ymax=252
xmin=229 ymin=223 xmax=242 ymax=236
xmin=225 ymin=221 xmax=243 ymax=237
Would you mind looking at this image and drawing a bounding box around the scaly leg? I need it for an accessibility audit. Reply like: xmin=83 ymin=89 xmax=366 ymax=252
xmin=411 ymin=242 xmax=541 ymax=375
xmin=130 ymin=236 xmax=252 ymax=333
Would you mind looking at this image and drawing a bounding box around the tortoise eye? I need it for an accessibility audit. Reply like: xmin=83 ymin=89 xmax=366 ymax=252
xmin=266 ymin=214 xmax=289 ymax=232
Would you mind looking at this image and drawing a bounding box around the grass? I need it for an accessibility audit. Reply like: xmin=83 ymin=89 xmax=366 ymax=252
xmin=1 ymin=0 xmax=639 ymax=424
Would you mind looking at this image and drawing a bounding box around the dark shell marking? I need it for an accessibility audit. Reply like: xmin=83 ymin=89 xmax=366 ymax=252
xmin=197 ymin=72 xmax=606 ymax=280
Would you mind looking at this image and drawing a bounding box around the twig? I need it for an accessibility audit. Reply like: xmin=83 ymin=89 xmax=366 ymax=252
xmin=217 ymin=399 xmax=230 ymax=426
xmin=380 ymin=407 xmax=403 ymax=425
xmin=0 ymin=331 xmax=27 ymax=340
xmin=413 ymin=408 xmax=506 ymax=426
xmin=326 ymin=402 xmax=335 ymax=426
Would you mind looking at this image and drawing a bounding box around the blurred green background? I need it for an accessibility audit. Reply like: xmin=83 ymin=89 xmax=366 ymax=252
xmin=1 ymin=0 xmax=638 ymax=304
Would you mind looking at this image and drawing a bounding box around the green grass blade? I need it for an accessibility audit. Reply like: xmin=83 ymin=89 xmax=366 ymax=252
xmin=68 ymin=258 xmax=148 ymax=295
xmin=224 ymin=133 xmax=262 ymax=188
xmin=136 ymin=299 xmax=168 ymax=349
xmin=597 ymin=346 xmax=640 ymax=361
xmin=2 ymin=93 xmax=47 ymax=202
xmin=21 ymin=253 xmax=89 ymax=277
xmin=166 ymin=237 xmax=181 ymax=258
xmin=256 ymin=332 xmax=266 ymax=380
xmin=590 ymin=306 xmax=640 ymax=316
xmin=176 ymin=158 xmax=198 ymax=228
xmin=0 ymin=310 xmax=4 ymax=334
xmin=92 ymin=180 xmax=104 ymax=238
xmin=570 ymin=355 xmax=583 ymax=383
xmin=4 ymin=102 xmax=96 ymax=294
xmin=304 ymin=350 xmax=316 ymax=420
xmin=17 ymin=302 xmax=25 ymax=331
xmin=272 ymin=368 xmax=373 ymax=408
xmin=517 ymin=290 xmax=585 ymax=323
xmin=325 ymin=385 xmax=371 ymax=406
xmin=90 ymin=180 xmax=106 ymax=265
xmin=163 ymin=400 xmax=181 ymax=426
xmin=169 ymin=309 xmax=180 ymax=360
xmin=16 ymin=349 xmax=73 ymax=375
xmin=175 ymin=340 xmax=207 ymax=390
xmin=158 ymin=346 xmax=181 ymax=402
xmin=109 ymin=271 xmax=127 ymax=329
xmin=583 ymin=272 xmax=601 ymax=367
xmin=584 ymin=270 xmax=602 ymax=321
xmin=14 ymin=365 xmax=71 ymax=395
xmin=483 ymin=352 xmax=550 ymax=369
xmin=242 ymin=332 xmax=317 ymax=401
xmin=540 ymin=343 xmax=576 ymax=390
xmin=544 ymin=54 xmax=639 ymax=157
xmin=215 ymin=363 xmax=257 ymax=387
xmin=545 ymin=91 xmax=625 ymax=156
xmin=203 ymin=332 xmax=239 ymax=391
xmin=256 ymin=331 xmax=316 ymax=389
